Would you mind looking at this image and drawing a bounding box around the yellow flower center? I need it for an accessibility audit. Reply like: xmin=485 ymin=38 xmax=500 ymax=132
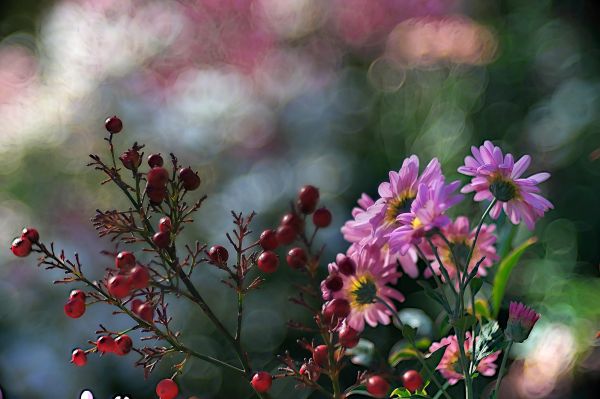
xmin=384 ymin=191 xmax=416 ymax=225
xmin=412 ymin=217 xmax=423 ymax=229
xmin=348 ymin=274 xmax=378 ymax=310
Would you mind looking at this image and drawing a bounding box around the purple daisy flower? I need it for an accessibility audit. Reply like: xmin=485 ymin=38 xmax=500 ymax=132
xmin=458 ymin=141 xmax=553 ymax=229
xmin=506 ymin=301 xmax=540 ymax=343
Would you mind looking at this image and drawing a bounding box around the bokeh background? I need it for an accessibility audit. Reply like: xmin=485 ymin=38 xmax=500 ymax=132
xmin=0 ymin=0 xmax=599 ymax=398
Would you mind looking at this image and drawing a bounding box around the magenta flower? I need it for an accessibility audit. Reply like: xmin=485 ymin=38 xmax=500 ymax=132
xmin=424 ymin=216 xmax=498 ymax=281
xmin=429 ymin=333 xmax=500 ymax=385
xmin=458 ymin=141 xmax=553 ymax=229
xmin=323 ymin=246 xmax=404 ymax=332
xmin=506 ymin=302 xmax=540 ymax=343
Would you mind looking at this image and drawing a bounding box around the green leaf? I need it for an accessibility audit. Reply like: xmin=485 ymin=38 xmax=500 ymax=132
xmin=420 ymin=346 xmax=446 ymax=381
xmin=469 ymin=278 xmax=483 ymax=297
xmin=451 ymin=314 xmax=477 ymax=331
xmin=417 ymin=281 xmax=452 ymax=314
xmin=402 ymin=324 xmax=417 ymax=342
xmin=491 ymin=237 xmax=537 ymax=317
xmin=475 ymin=321 xmax=506 ymax=365
xmin=388 ymin=341 xmax=418 ymax=366
xmin=391 ymin=387 xmax=412 ymax=398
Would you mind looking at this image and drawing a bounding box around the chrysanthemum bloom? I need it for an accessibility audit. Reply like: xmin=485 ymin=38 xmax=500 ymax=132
xmin=506 ymin=301 xmax=540 ymax=343
xmin=424 ymin=216 xmax=498 ymax=281
xmin=323 ymin=246 xmax=404 ymax=332
xmin=388 ymin=179 xmax=462 ymax=255
xmin=458 ymin=141 xmax=553 ymax=229
xmin=429 ymin=333 xmax=500 ymax=385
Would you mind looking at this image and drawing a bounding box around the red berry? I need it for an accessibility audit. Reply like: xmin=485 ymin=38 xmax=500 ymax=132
xmin=156 ymin=378 xmax=179 ymax=399
xmin=178 ymin=167 xmax=201 ymax=191
xmin=147 ymin=153 xmax=164 ymax=168
xmin=69 ymin=290 xmax=86 ymax=303
xmin=146 ymin=184 xmax=168 ymax=204
xmin=115 ymin=251 xmax=136 ymax=270
xmin=313 ymin=345 xmax=328 ymax=367
xmin=115 ymin=334 xmax=133 ymax=355
xmin=402 ymin=370 xmax=424 ymax=392
xmin=338 ymin=324 xmax=360 ymax=348
xmin=107 ymin=274 xmax=131 ymax=299
xmin=281 ymin=213 xmax=304 ymax=232
xmin=259 ymin=229 xmax=278 ymax=251
xmin=257 ymin=251 xmax=279 ymax=273
xmin=324 ymin=275 xmax=343 ymax=292
xmin=64 ymin=298 xmax=86 ymax=318
xmin=96 ymin=335 xmax=116 ymax=353
xmin=119 ymin=148 xmax=141 ymax=170
xmin=298 ymin=185 xmax=319 ymax=214
xmin=251 ymin=371 xmax=272 ymax=393
xmin=366 ymin=376 xmax=390 ymax=398
xmin=129 ymin=265 xmax=150 ymax=290
xmin=104 ymin=115 xmax=123 ymax=134
xmin=324 ymin=298 xmax=350 ymax=320
xmin=11 ymin=237 xmax=32 ymax=257
xmin=71 ymin=349 xmax=87 ymax=367
xmin=131 ymin=298 xmax=143 ymax=313
xmin=337 ymin=256 xmax=356 ymax=276
xmin=137 ymin=302 xmax=154 ymax=323
xmin=159 ymin=216 xmax=172 ymax=233
xmin=313 ymin=207 xmax=332 ymax=228
xmin=286 ymin=247 xmax=307 ymax=269
xmin=21 ymin=227 xmax=39 ymax=243
xmin=276 ymin=225 xmax=296 ymax=245
xmin=147 ymin=167 xmax=169 ymax=187
xmin=299 ymin=362 xmax=321 ymax=381
xmin=208 ymin=245 xmax=229 ymax=263
xmin=152 ymin=231 xmax=170 ymax=249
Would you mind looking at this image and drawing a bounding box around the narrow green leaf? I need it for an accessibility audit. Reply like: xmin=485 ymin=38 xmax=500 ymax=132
xmin=475 ymin=321 xmax=506 ymax=365
xmin=388 ymin=341 xmax=418 ymax=367
xmin=470 ymin=278 xmax=483 ymax=297
xmin=420 ymin=346 xmax=446 ymax=381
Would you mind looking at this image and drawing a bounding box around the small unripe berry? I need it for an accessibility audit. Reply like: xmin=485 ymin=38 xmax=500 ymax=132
xmin=208 ymin=245 xmax=229 ymax=263
xmin=298 ymin=185 xmax=319 ymax=214
xmin=259 ymin=229 xmax=278 ymax=251
xmin=69 ymin=290 xmax=87 ymax=303
xmin=281 ymin=213 xmax=304 ymax=232
xmin=337 ymin=256 xmax=356 ymax=276
xmin=156 ymin=378 xmax=179 ymax=399
xmin=147 ymin=167 xmax=169 ymax=187
xmin=137 ymin=302 xmax=154 ymax=323
xmin=21 ymin=227 xmax=39 ymax=243
xmin=96 ymin=335 xmax=116 ymax=353
xmin=129 ymin=265 xmax=150 ymax=290
xmin=115 ymin=251 xmax=136 ymax=270
xmin=313 ymin=207 xmax=332 ymax=228
xmin=64 ymin=298 xmax=86 ymax=318
xmin=286 ymin=247 xmax=307 ymax=269
xmin=324 ymin=275 xmax=343 ymax=292
xmin=152 ymin=231 xmax=170 ymax=249
xmin=147 ymin=153 xmax=164 ymax=168
xmin=366 ymin=376 xmax=390 ymax=398
xmin=158 ymin=216 xmax=172 ymax=233
xmin=313 ymin=345 xmax=328 ymax=367
xmin=71 ymin=349 xmax=87 ymax=367
xmin=299 ymin=362 xmax=321 ymax=381
xmin=104 ymin=115 xmax=123 ymax=134
xmin=257 ymin=251 xmax=279 ymax=273
xmin=251 ymin=371 xmax=272 ymax=393
xmin=402 ymin=370 xmax=424 ymax=392
xmin=276 ymin=225 xmax=296 ymax=245
xmin=107 ymin=274 xmax=131 ymax=299
xmin=11 ymin=237 xmax=32 ymax=257
xmin=115 ymin=334 xmax=133 ymax=355
xmin=338 ymin=324 xmax=360 ymax=348
xmin=119 ymin=149 xmax=141 ymax=170
xmin=146 ymin=184 xmax=168 ymax=204
xmin=323 ymin=298 xmax=350 ymax=323
xmin=178 ymin=167 xmax=201 ymax=191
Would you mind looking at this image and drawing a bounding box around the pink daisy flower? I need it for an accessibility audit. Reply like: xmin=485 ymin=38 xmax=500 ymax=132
xmin=429 ymin=333 xmax=500 ymax=385
xmin=424 ymin=216 xmax=498 ymax=281
xmin=458 ymin=141 xmax=553 ymax=229
xmin=323 ymin=246 xmax=404 ymax=332
xmin=506 ymin=301 xmax=540 ymax=343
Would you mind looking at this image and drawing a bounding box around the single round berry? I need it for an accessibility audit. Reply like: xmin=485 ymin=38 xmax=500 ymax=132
xmin=129 ymin=265 xmax=150 ymax=290
xmin=259 ymin=229 xmax=278 ymax=251
xmin=104 ymin=115 xmax=123 ymax=134
xmin=21 ymin=227 xmax=39 ymax=243
xmin=71 ymin=349 xmax=87 ymax=367
xmin=147 ymin=167 xmax=169 ymax=187
xmin=324 ymin=275 xmax=343 ymax=292
xmin=208 ymin=245 xmax=229 ymax=263
xmin=158 ymin=216 xmax=172 ymax=233
xmin=96 ymin=335 xmax=116 ymax=353
xmin=152 ymin=231 xmax=170 ymax=249
xmin=156 ymin=378 xmax=179 ymax=399
xmin=299 ymin=362 xmax=321 ymax=381
xmin=64 ymin=298 xmax=86 ymax=318
xmin=137 ymin=302 xmax=154 ymax=323
xmin=146 ymin=184 xmax=168 ymax=204
xmin=366 ymin=376 xmax=390 ymax=398
xmin=297 ymin=185 xmax=319 ymax=214
xmin=115 ymin=251 xmax=136 ymax=270
xmin=337 ymin=256 xmax=356 ymax=276
xmin=115 ymin=334 xmax=133 ymax=356
xmin=338 ymin=324 xmax=360 ymax=348
xmin=325 ymin=298 xmax=350 ymax=319
xmin=107 ymin=274 xmax=131 ymax=299
xmin=131 ymin=298 xmax=143 ymax=313
xmin=251 ymin=371 xmax=272 ymax=393
xmin=276 ymin=225 xmax=296 ymax=245
xmin=286 ymin=247 xmax=307 ymax=269
xmin=281 ymin=213 xmax=304 ymax=232
xmin=147 ymin=153 xmax=164 ymax=168
xmin=178 ymin=167 xmax=201 ymax=191
xmin=402 ymin=370 xmax=424 ymax=392
xmin=69 ymin=289 xmax=87 ymax=303
xmin=313 ymin=207 xmax=332 ymax=228
xmin=257 ymin=251 xmax=279 ymax=273
xmin=119 ymin=149 xmax=141 ymax=170
xmin=11 ymin=237 xmax=32 ymax=257
xmin=313 ymin=345 xmax=328 ymax=367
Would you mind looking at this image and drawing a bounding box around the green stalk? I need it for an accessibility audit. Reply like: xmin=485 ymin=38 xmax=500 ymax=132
xmin=492 ymin=340 xmax=513 ymax=396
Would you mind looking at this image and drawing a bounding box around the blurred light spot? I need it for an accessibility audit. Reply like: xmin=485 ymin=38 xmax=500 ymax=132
xmin=368 ymin=57 xmax=406 ymax=92
xmin=242 ymin=309 xmax=286 ymax=352
xmin=258 ymin=0 xmax=327 ymax=39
